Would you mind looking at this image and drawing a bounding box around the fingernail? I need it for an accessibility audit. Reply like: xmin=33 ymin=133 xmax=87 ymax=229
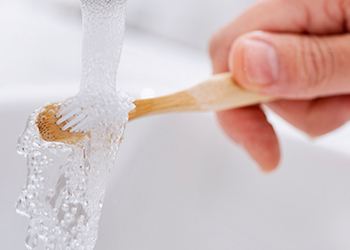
xmin=242 ymin=39 xmax=279 ymax=85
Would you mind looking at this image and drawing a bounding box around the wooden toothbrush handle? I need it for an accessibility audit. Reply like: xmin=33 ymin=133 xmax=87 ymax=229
xmin=187 ymin=73 xmax=273 ymax=111
xmin=128 ymin=73 xmax=274 ymax=121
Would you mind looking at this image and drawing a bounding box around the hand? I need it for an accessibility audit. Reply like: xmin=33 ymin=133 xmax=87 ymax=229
xmin=209 ymin=0 xmax=350 ymax=172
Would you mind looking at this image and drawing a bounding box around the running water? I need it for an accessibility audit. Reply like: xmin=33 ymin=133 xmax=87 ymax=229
xmin=16 ymin=1 xmax=134 ymax=249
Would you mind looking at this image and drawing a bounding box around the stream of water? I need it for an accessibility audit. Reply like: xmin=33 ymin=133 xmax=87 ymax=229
xmin=16 ymin=1 xmax=134 ymax=249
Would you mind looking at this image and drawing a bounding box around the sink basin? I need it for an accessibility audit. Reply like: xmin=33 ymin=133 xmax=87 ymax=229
xmin=1 ymin=1 xmax=350 ymax=250
xmin=2 ymin=93 xmax=350 ymax=250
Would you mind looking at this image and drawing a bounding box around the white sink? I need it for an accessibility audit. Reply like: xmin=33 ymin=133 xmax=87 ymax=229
xmin=2 ymin=90 xmax=350 ymax=250
xmin=1 ymin=2 xmax=350 ymax=250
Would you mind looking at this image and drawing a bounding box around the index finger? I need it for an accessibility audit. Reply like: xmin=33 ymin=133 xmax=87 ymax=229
xmin=209 ymin=0 xmax=343 ymax=73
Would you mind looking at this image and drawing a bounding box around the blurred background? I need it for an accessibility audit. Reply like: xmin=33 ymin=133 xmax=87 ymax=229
xmin=1 ymin=0 xmax=350 ymax=250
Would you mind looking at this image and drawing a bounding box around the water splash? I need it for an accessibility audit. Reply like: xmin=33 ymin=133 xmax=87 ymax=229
xmin=16 ymin=0 xmax=133 ymax=249
xmin=16 ymin=92 xmax=133 ymax=250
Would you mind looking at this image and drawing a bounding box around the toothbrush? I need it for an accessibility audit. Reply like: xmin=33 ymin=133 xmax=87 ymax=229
xmin=45 ymin=73 xmax=273 ymax=143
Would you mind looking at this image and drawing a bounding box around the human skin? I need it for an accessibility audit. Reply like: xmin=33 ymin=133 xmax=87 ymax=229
xmin=209 ymin=0 xmax=350 ymax=172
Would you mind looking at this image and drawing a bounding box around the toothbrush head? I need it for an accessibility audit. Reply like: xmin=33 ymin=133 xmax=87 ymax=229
xmin=36 ymin=104 xmax=87 ymax=144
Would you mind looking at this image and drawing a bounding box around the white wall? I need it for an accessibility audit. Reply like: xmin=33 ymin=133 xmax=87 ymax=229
xmin=127 ymin=0 xmax=255 ymax=49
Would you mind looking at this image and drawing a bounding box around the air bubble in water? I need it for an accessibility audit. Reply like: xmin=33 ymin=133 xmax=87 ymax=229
xmin=16 ymin=0 xmax=135 ymax=249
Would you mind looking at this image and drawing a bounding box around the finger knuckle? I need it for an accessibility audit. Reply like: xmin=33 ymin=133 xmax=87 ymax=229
xmin=298 ymin=36 xmax=335 ymax=95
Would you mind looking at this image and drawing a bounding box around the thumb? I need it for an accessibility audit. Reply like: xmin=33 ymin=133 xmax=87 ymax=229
xmin=230 ymin=31 xmax=350 ymax=99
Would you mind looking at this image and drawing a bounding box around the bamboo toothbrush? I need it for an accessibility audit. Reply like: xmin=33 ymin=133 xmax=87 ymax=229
xmin=37 ymin=73 xmax=273 ymax=144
